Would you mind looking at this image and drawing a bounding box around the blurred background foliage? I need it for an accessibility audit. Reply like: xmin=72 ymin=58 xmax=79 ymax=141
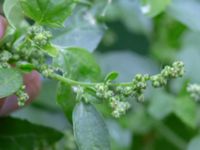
xmin=1 ymin=0 xmax=200 ymax=149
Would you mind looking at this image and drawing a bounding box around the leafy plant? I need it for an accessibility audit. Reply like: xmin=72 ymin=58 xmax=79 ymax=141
xmin=1 ymin=0 xmax=200 ymax=150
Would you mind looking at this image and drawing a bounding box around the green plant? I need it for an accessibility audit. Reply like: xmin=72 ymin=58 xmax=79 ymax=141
xmin=1 ymin=0 xmax=199 ymax=150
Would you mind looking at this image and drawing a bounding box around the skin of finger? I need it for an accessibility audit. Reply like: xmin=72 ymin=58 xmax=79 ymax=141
xmin=0 ymin=15 xmax=7 ymax=39
xmin=0 ymin=71 xmax=41 ymax=116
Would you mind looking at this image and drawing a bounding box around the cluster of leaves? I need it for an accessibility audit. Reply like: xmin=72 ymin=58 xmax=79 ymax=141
xmin=1 ymin=0 xmax=200 ymax=150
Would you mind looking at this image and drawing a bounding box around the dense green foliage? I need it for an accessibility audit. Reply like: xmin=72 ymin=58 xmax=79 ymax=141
xmin=0 ymin=0 xmax=200 ymax=150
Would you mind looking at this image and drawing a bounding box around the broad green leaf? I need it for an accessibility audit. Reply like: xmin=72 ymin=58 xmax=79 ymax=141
xmin=106 ymin=120 xmax=132 ymax=150
xmin=148 ymin=90 xmax=174 ymax=120
xmin=19 ymin=0 xmax=76 ymax=27
xmin=104 ymin=71 xmax=119 ymax=82
xmin=3 ymin=0 xmax=24 ymax=28
xmin=168 ymin=0 xmax=200 ymax=32
xmin=54 ymin=47 xmax=101 ymax=81
xmin=140 ymin=0 xmax=171 ymax=17
xmin=0 ymin=69 xmax=23 ymax=98
xmin=73 ymin=102 xmax=110 ymax=150
xmin=188 ymin=136 xmax=200 ymax=150
xmin=105 ymin=0 xmax=152 ymax=34
xmin=57 ymin=82 xmax=76 ymax=122
xmin=0 ymin=117 xmax=63 ymax=150
xmin=173 ymin=97 xmax=197 ymax=128
xmin=52 ymin=7 xmax=105 ymax=52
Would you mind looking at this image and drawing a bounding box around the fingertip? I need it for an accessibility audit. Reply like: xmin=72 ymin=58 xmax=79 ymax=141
xmin=0 ymin=71 xmax=41 ymax=116
xmin=24 ymin=71 xmax=41 ymax=102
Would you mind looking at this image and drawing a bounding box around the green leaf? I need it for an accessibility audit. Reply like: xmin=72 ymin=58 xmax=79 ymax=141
xmin=0 ymin=68 xmax=23 ymax=98
xmin=0 ymin=117 xmax=63 ymax=150
xmin=140 ymin=0 xmax=171 ymax=17
xmin=188 ymin=136 xmax=200 ymax=150
xmin=106 ymin=120 xmax=132 ymax=150
xmin=19 ymin=0 xmax=76 ymax=27
xmin=42 ymin=44 xmax=59 ymax=57
xmin=16 ymin=62 xmax=35 ymax=72
xmin=54 ymin=47 xmax=101 ymax=81
xmin=105 ymin=0 xmax=151 ymax=34
xmin=3 ymin=0 xmax=24 ymax=28
xmin=148 ymin=90 xmax=174 ymax=120
xmin=57 ymin=82 xmax=76 ymax=122
xmin=104 ymin=71 xmax=119 ymax=82
xmin=173 ymin=97 xmax=197 ymax=128
xmin=52 ymin=7 xmax=105 ymax=52
xmin=168 ymin=0 xmax=200 ymax=32
xmin=73 ymin=102 xmax=110 ymax=150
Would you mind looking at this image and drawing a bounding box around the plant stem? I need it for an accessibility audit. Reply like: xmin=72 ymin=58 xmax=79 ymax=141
xmin=113 ymin=82 xmax=133 ymax=86
xmin=49 ymin=73 xmax=96 ymax=87
xmin=48 ymin=71 xmax=135 ymax=87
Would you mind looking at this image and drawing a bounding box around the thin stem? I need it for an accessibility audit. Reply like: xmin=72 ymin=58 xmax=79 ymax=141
xmin=113 ymin=82 xmax=133 ymax=86
xmin=49 ymin=73 xmax=134 ymax=87
xmin=49 ymin=73 xmax=96 ymax=87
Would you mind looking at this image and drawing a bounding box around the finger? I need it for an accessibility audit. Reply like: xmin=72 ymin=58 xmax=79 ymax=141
xmin=0 ymin=100 xmax=5 ymax=108
xmin=0 ymin=71 xmax=41 ymax=116
xmin=0 ymin=15 xmax=7 ymax=39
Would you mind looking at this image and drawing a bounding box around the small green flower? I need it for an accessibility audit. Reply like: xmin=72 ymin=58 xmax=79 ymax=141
xmin=28 ymin=26 xmax=52 ymax=47
xmin=16 ymin=85 xmax=29 ymax=107
xmin=0 ymin=51 xmax=12 ymax=62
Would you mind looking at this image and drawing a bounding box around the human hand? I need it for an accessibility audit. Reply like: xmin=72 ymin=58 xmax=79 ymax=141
xmin=0 ymin=15 xmax=41 ymax=116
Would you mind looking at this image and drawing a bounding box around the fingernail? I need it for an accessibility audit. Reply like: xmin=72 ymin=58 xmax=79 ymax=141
xmin=0 ymin=16 xmax=7 ymax=39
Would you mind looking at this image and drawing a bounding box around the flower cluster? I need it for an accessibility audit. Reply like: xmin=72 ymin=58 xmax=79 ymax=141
xmin=94 ymin=61 xmax=184 ymax=118
xmin=187 ymin=84 xmax=200 ymax=102
xmin=109 ymin=97 xmax=130 ymax=118
xmin=15 ymin=26 xmax=52 ymax=66
xmin=131 ymin=74 xmax=150 ymax=102
xmin=95 ymin=83 xmax=113 ymax=99
xmin=39 ymin=65 xmax=55 ymax=78
xmin=151 ymin=61 xmax=184 ymax=88
xmin=0 ymin=51 xmax=12 ymax=69
xmin=95 ymin=83 xmax=130 ymax=118
xmin=28 ymin=26 xmax=52 ymax=47
xmin=15 ymin=85 xmax=29 ymax=106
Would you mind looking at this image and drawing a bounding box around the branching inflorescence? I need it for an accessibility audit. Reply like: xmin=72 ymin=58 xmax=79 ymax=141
xmin=0 ymin=26 xmax=185 ymax=117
